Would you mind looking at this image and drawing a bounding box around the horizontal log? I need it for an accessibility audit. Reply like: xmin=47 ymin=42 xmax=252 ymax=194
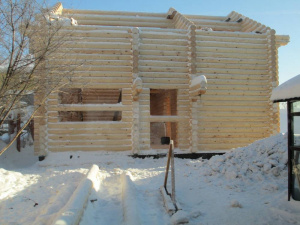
xmin=49 ymin=104 xmax=130 ymax=111
xmin=48 ymin=139 xmax=132 ymax=146
xmin=196 ymin=41 xmax=267 ymax=49
xmin=198 ymin=121 xmax=270 ymax=128
xmin=198 ymin=115 xmax=269 ymax=123
xmin=139 ymin=55 xmax=188 ymax=63
xmin=144 ymin=83 xmax=189 ymax=89
xmin=196 ymin=46 xmax=267 ymax=54
xmin=196 ymin=51 xmax=267 ymax=60
xmin=139 ymin=66 xmax=188 ymax=73
xmin=200 ymin=100 xmax=268 ymax=107
xmin=63 ymin=71 xmax=132 ymax=77
xmin=58 ymin=29 xmax=132 ymax=38
xmin=63 ymin=41 xmax=132 ymax=49
xmin=63 ymin=9 xmax=166 ymax=17
xmin=184 ymin=14 xmax=226 ymax=20
xmin=198 ymin=126 xmax=270 ymax=133
xmin=59 ymin=37 xmax=133 ymax=44
xmin=196 ymin=143 xmax=246 ymax=150
xmin=48 ymin=59 xmax=131 ymax=67
xmin=61 ymin=65 xmax=132 ymax=72
xmin=139 ymin=32 xmax=187 ymax=40
xmin=142 ymin=77 xmax=188 ymax=84
xmin=141 ymin=38 xmax=188 ymax=46
xmin=199 ymin=111 xmax=269 ymax=117
xmin=198 ymin=133 xmax=267 ymax=138
xmin=197 ymin=62 xmax=267 ymax=70
xmin=197 ymin=67 xmax=268 ymax=75
xmin=199 ymin=137 xmax=259 ymax=145
xmin=57 ymin=48 xmax=132 ymax=55
xmin=139 ymin=49 xmax=188 ymax=57
xmin=139 ymin=44 xmax=188 ymax=52
xmin=207 ymin=78 xmax=269 ymax=86
xmin=140 ymin=27 xmax=187 ymax=34
xmin=77 ymin=20 xmax=173 ymax=28
xmin=202 ymin=73 xmax=269 ymax=81
xmin=72 ymin=14 xmax=171 ymax=23
xmin=139 ymin=72 xmax=189 ymax=78
xmin=49 ymin=133 xmax=131 ymax=141
xmin=200 ymin=95 xmax=269 ymax=102
xmin=52 ymin=53 xmax=132 ymax=61
xmin=49 ymin=145 xmax=132 ymax=152
xmin=60 ymin=77 xmax=132 ymax=84
xmin=48 ymin=122 xmax=131 ymax=129
xmin=139 ymin=60 xmax=187 ymax=68
xmin=48 ymin=128 xmax=131 ymax=135
xmin=207 ymin=84 xmax=269 ymax=91
xmin=196 ymin=57 xmax=267 ymax=65
xmin=204 ymin=89 xmax=270 ymax=97
xmin=195 ymin=30 xmax=267 ymax=39
xmin=196 ymin=35 xmax=267 ymax=44
xmin=61 ymin=83 xmax=131 ymax=89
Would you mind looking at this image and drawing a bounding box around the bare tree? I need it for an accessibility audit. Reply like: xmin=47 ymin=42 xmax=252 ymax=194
xmin=0 ymin=0 xmax=78 ymax=155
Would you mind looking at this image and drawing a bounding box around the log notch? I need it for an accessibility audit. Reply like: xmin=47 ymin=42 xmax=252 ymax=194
xmin=170 ymin=7 xmax=194 ymax=30
xmin=131 ymin=27 xmax=141 ymax=153
xmin=228 ymin=11 xmax=270 ymax=34
xmin=33 ymin=2 xmax=64 ymax=157
xmin=267 ymin=29 xmax=279 ymax=134
xmin=187 ymin=23 xmax=198 ymax=153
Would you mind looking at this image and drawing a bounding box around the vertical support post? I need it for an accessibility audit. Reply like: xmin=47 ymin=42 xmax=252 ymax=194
xmin=287 ymin=101 xmax=292 ymax=201
xmin=170 ymin=140 xmax=176 ymax=203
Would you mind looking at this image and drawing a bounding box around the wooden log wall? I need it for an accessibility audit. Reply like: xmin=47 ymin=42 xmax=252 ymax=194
xmin=196 ymin=30 xmax=275 ymax=150
xmin=34 ymin=6 xmax=287 ymax=154
xmin=43 ymin=23 xmax=134 ymax=152
xmin=138 ymin=27 xmax=190 ymax=150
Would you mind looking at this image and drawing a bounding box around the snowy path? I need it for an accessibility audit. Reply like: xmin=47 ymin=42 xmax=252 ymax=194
xmin=80 ymin=172 xmax=123 ymax=225
xmin=80 ymin=169 xmax=170 ymax=225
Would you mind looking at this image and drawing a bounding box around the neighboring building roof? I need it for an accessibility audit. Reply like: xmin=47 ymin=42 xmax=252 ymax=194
xmin=271 ymin=74 xmax=300 ymax=102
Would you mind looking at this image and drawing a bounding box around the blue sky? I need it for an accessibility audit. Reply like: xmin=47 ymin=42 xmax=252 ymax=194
xmin=54 ymin=0 xmax=300 ymax=84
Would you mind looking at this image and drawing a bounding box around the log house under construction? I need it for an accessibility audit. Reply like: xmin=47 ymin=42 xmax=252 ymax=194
xmin=34 ymin=3 xmax=289 ymax=156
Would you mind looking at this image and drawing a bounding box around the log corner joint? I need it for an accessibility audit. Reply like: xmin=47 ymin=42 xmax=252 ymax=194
xmin=167 ymin=8 xmax=177 ymax=19
xmin=133 ymin=77 xmax=143 ymax=101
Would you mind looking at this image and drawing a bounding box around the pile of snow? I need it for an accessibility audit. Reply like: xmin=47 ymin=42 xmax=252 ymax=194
xmin=201 ymin=133 xmax=288 ymax=190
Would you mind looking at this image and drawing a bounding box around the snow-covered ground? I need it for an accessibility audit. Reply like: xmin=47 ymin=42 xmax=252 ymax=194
xmin=1 ymin=133 xmax=300 ymax=225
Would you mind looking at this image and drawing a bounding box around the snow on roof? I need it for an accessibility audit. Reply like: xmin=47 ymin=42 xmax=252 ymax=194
xmin=271 ymin=74 xmax=300 ymax=102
